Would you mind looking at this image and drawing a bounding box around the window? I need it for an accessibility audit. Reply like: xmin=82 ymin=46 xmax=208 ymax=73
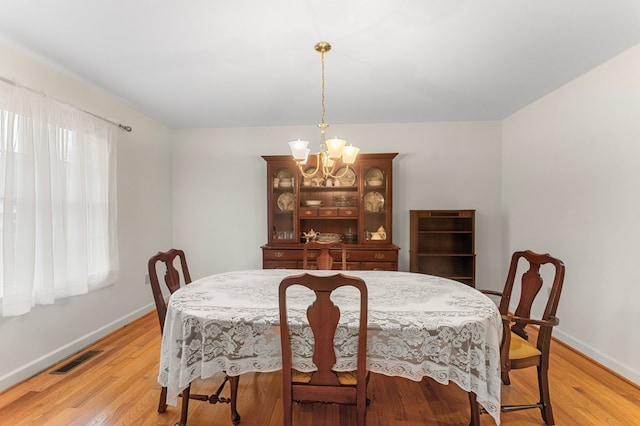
xmin=0 ymin=84 xmax=118 ymax=316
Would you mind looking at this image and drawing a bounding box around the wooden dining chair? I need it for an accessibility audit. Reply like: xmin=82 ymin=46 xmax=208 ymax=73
xmin=302 ymin=241 xmax=347 ymax=270
xmin=471 ymin=250 xmax=566 ymax=425
xmin=148 ymin=249 xmax=241 ymax=425
xmin=279 ymin=273 xmax=369 ymax=426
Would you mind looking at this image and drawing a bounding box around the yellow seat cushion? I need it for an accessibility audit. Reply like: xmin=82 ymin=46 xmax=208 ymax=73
xmin=509 ymin=331 xmax=542 ymax=360
xmin=292 ymin=369 xmax=358 ymax=385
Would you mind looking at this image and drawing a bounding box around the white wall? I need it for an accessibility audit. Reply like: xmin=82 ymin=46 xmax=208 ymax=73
xmin=502 ymin=43 xmax=640 ymax=384
xmin=171 ymin=121 xmax=503 ymax=285
xmin=0 ymin=40 xmax=173 ymax=390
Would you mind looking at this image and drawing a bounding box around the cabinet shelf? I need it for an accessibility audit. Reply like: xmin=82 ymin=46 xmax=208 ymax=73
xmin=300 ymin=187 xmax=358 ymax=192
xmin=419 ymin=230 xmax=472 ymax=234
xmin=300 ymin=216 xmax=356 ymax=219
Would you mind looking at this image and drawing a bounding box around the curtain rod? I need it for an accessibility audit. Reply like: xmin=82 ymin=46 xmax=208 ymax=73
xmin=0 ymin=75 xmax=133 ymax=132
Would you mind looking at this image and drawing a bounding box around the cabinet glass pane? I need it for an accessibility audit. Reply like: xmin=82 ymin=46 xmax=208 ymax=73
xmin=272 ymin=208 xmax=294 ymax=240
xmin=271 ymin=165 xmax=296 ymax=242
xmin=363 ymin=166 xmax=388 ymax=242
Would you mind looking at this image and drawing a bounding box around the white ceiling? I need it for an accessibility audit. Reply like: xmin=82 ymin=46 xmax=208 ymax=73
xmin=1 ymin=0 xmax=640 ymax=129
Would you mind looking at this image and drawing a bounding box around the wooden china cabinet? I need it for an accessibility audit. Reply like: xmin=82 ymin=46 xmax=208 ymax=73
xmin=261 ymin=153 xmax=399 ymax=270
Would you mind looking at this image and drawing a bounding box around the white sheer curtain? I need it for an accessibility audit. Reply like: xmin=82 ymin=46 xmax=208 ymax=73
xmin=0 ymin=83 xmax=119 ymax=317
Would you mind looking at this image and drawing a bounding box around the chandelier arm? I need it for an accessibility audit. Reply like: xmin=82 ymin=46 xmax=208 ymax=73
xmin=296 ymin=153 xmax=321 ymax=178
xmin=326 ymin=164 xmax=351 ymax=179
xmin=322 ymin=158 xmax=338 ymax=177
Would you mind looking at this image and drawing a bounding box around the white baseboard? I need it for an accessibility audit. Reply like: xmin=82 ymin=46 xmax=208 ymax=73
xmin=0 ymin=303 xmax=155 ymax=392
xmin=554 ymin=328 xmax=640 ymax=386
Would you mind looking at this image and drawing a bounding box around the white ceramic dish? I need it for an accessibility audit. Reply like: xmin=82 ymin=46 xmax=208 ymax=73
xmin=277 ymin=192 xmax=295 ymax=210
xmin=368 ymin=179 xmax=383 ymax=187
xmin=364 ymin=191 xmax=385 ymax=212
xmin=305 ymin=200 xmax=323 ymax=206
xmin=316 ymin=233 xmax=341 ymax=242
xmin=336 ymin=167 xmax=356 ymax=186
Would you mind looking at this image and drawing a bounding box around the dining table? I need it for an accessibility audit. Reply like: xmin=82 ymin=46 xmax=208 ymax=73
xmin=158 ymin=269 xmax=502 ymax=424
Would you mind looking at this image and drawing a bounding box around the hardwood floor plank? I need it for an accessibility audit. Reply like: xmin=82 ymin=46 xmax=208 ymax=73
xmin=1 ymin=311 xmax=639 ymax=425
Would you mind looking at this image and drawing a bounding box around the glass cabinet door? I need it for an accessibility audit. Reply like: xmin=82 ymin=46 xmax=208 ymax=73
xmin=268 ymin=162 xmax=297 ymax=243
xmin=359 ymin=159 xmax=393 ymax=244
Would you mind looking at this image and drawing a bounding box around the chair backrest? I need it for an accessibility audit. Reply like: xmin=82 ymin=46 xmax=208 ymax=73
xmin=279 ymin=273 xmax=368 ymax=387
xmin=148 ymin=248 xmax=192 ymax=332
xmin=302 ymin=241 xmax=347 ymax=270
xmin=499 ymin=250 xmax=565 ymax=341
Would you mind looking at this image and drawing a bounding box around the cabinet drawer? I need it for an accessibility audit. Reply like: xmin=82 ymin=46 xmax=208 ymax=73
xmin=338 ymin=207 xmax=358 ymax=217
xmin=300 ymin=207 xmax=318 ymax=217
xmin=360 ymin=262 xmax=397 ymax=271
xmin=263 ymin=249 xmax=301 ymax=261
xmin=304 ymin=261 xmax=361 ymax=271
xmin=318 ymin=207 xmax=338 ymax=217
xmin=347 ymin=250 xmax=398 ymax=262
xmin=263 ymin=260 xmax=299 ymax=269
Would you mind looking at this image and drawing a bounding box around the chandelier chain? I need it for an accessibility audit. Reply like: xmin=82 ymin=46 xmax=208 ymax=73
xmin=320 ymin=51 xmax=326 ymax=129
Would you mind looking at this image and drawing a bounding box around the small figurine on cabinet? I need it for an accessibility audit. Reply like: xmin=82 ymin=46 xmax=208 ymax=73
xmin=370 ymin=226 xmax=386 ymax=240
xmin=302 ymin=229 xmax=319 ymax=243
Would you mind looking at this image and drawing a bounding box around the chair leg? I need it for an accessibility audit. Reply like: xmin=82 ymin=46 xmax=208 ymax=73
xmin=538 ymin=364 xmax=555 ymax=425
xmin=178 ymin=385 xmax=191 ymax=426
xmin=158 ymin=386 xmax=168 ymax=413
xmin=357 ymin=393 xmax=367 ymax=426
xmin=357 ymin=404 xmax=367 ymax=426
xmin=468 ymin=391 xmax=480 ymax=426
xmin=282 ymin=384 xmax=293 ymax=426
xmin=229 ymin=375 xmax=241 ymax=425
xmin=501 ymin=370 xmax=511 ymax=385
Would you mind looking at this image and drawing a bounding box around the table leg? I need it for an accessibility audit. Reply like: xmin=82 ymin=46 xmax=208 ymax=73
xmin=468 ymin=391 xmax=480 ymax=426
xmin=230 ymin=375 xmax=241 ymax=425
xmin=178 ymin=385 xmax=191 ymax=426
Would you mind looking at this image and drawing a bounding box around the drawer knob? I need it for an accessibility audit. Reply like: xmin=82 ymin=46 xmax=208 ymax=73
xmin=275 ymin=251 xmax=284 ymax=258
xmin=374 ymin=253 xmax=386 ymax=260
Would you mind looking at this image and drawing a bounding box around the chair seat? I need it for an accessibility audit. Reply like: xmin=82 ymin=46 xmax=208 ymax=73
xmin=292 ymin=369 xmax=358 ymax=385
xmin=509 ymin=331 xmax=542 ymax=360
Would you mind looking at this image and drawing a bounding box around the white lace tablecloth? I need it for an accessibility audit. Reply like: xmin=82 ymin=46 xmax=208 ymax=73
xmin=158 ymin=269 xmax=502 ymax=424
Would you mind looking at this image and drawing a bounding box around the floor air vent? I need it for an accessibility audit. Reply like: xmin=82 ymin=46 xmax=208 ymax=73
xmin=50 ymin=350 xmax=103 ymax=374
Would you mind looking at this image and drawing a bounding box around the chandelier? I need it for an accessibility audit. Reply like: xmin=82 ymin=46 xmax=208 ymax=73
xmin=288 ymin=42 xmax=360 ymax=179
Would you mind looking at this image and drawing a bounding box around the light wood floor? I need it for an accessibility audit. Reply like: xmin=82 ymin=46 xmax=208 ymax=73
xmin=1 ymin=311 xmax=639 ymax=425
